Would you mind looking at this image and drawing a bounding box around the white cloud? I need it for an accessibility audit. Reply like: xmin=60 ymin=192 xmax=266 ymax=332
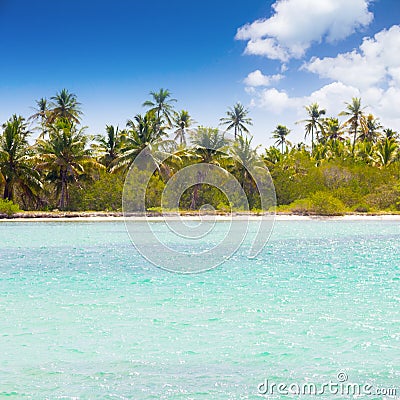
xmin=306 ymin=82 xmax=360 ymax=116
xmin=245 ymin=24 xmax=400 ymax=145
xmin=251 ymin=82 xmax=359 ymax=116
xmin=244 ymin=70 xmax=283 ymax=87
xmin=305 ymin=25 xmax=400 ymax=89
xmin=251 ymin=79 xmax=400 ymax=142
xmin=255 ymin=88 xmax=297 ymax=114
xmin=236 ymin=0 xmax=373 ymax=62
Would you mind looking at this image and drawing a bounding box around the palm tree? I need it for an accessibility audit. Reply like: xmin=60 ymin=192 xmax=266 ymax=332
xmin=110 ymin=112 xmax=175 ymax=177
xmin=322 ymin=117 xmax=344 ymax=142
xmin=0 ymin=115 xmax=42 ymax=202
xmin=35 ymin=118 xmax=103 ymax=209
xmin=272 ymin=124 xmax=291 ymax=153
xmin=359 ymin=114 xmax=382 ymax=143
xmin=339 ymin=97 xmax=366 ymax=154
xmin=229 ymin=135 xmax=266 ymax=207
xmin=297 ymin=103 xmax=326 ymax=151
xmin=48 ymin=89 xmax=82 ymax=124
xmin=142 ymin=88 xmax=176 ymax=127
xmin=220 ymin=102 xmax=252 ymax=139
xmin=383 ymin=128 xmax=398 ymax=140
xmin=375 ymin=138 xmax=398 ymax=167
xmin=30 ymin=98 xmax=49 ymax=138
xmin=173 ymin=110 xmax=194 ymax=145
xmin=94 ymin=125 xmax=126 ymax=168
xmin=264 ymin=146 xmax=283 ymax=165
xmin=354 ymin=140 xmax=375 ymax=164
xmin=188 ymin=127 xmax=228 ymax=209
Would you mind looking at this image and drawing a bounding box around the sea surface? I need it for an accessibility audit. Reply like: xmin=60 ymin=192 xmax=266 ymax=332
xmin=0 ymin=221 xmax=399 ymax=399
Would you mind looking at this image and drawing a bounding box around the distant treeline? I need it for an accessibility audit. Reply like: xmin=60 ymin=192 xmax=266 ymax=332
xmin=0 ymin=88 xmax=399 ymax=216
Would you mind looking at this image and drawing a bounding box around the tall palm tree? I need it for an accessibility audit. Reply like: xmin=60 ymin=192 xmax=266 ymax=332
xmin=0 ymin=115 xmax=42 ymax=202
xmin=272 ymin=124 xmax=291 ymax=153
xmin=35 ymin=118 xmax=103 ymax=209
xmin=48 ymin=89 xmax=82 ymax=124
xmin=94 ymin=125 xmax=126 ymax=168
xmin=142 ymin=88 xmax=176 ymax=127
xmin=220 ymin=102 xmax=252 ymax=139
xmin=173 ymin=110 xmax=194 ymax=145
xmin=339 ymin=97 xmax=366 ymax=154
xmin=297 ymin=103 xmax=326 ymax=151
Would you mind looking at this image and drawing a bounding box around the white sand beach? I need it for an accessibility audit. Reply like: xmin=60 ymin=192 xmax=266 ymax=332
xmin=1 ymin=214 xmax=400 ymax=222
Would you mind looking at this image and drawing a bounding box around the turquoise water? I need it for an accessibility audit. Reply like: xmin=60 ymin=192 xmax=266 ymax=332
xmin=0 ymin=221 xmax=399 ymax=399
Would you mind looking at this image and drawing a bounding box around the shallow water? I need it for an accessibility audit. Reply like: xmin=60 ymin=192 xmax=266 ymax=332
xmin=0 ymin=221 xmax=399 ymax=399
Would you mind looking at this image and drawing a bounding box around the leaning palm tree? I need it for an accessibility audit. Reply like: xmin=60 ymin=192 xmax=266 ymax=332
xmin=219 ymin=102 xmax=252 ymax=139
xmin=296 ymin=103 xmax=326 ymax=151
xmin=272 ymin=124 xmax=291 ymax=153
xmin=47 ymin=89 xmax=83 ymax=124
xmin=173 ymin=110 xmax=194 ymax=145
xmin=0 ymin=115 xmax=42 ymax=202
xmin=339 ymin=97 xmax=366 ymax=154
xmin=142 ymin=88 xmax=177 ymax=127
xmin=35 ymin=118 xmax=103 ymax=209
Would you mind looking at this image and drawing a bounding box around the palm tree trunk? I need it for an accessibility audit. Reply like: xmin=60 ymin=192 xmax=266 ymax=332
xmin=352 ymin=121 xmax=358 ymax=155
xmin=311 ymin=127 xmax=314 ymax=152
xmin=190 ymin=170 xmax=204 ymax=210
xmin=59 ymin=170 xmax=68 ymax=210
xmin=3 ymin=179 xmax=13 ymax=201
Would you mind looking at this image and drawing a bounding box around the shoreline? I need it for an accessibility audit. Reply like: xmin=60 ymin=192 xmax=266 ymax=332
xmin=1 ymin=211 xmax=400 ymax=222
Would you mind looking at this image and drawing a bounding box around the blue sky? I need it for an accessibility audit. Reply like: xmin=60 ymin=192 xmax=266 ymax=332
xmin=1 ymin=0 xmax=399 ymax=145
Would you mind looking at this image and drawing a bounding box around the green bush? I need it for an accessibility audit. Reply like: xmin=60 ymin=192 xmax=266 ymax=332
xmin=287 ymin=198 xmax=313 ymax=214
xmin=0 ymin=199 xmax=20 ymax=217
xmin=309 ymin=191 xmax=346 ymax=215
xmin=364 ymin=185 xmax=400 ymax=211
xmin=69 ymin=171 xmax=125 ymax=211
xmin=282 ymin=192 xmax=346 ymax=216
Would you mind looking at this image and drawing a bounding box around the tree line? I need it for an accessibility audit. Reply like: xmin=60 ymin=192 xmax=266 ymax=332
xmin=0 ymin=88 xmax=399 ymax=214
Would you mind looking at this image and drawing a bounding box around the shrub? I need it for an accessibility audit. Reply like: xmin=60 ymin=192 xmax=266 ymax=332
xmin=309 ymin=191 xmax=346 ymax=216
xmin=288 ymin=198 xmax=313 ymax=214
xmin=284 ymin=192 xmax=346 ymax=216
xmin=69 ymin=171 xmax=125 ymax=211
xmin=353 ymin=203 xmax=370 ymax=213
xmin=364 ymin=185 xmax=400 ymax=211
xmin=0 ymin=199 xmax=20 ymax=217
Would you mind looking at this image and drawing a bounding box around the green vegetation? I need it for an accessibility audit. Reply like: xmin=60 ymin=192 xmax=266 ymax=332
xmin=0 ymin=198 xmax=20 ymax=217
xmin=0 ymin=89 xmax=399 ymax=216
